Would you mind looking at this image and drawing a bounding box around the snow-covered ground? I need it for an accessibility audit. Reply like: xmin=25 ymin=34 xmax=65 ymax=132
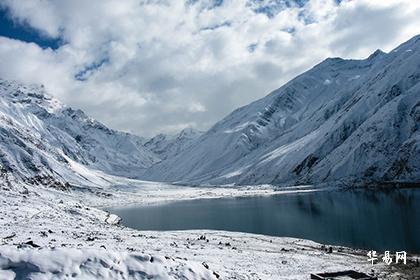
xmin=1 ymin=176 xmax=419 ymax=279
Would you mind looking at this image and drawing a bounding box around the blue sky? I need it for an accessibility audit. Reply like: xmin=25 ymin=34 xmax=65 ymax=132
xmin=0 ymin=0 xmax=419 ymax=136
xmin=0 ymin=0 xmax=309 ymax=47
xmin=0 ymin=7 xmax=61 ymax=49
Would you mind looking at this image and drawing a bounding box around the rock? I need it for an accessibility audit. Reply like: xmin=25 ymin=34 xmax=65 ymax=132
xmin=2 ymin=232 xmax=16 ymax=240
xmin=198 ymin=235 xmax=207 ymax=241
xmin=24 ymin=240 xmax=40 ymax=248
xmin=105 ymin=214 xmax=121 ymax=225
xmin=20 ymin=188 xmax=29 ymax=195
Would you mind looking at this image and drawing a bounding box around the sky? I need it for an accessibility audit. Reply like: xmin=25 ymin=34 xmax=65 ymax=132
xmin=0 ymin=0 xmax=419 ymax=137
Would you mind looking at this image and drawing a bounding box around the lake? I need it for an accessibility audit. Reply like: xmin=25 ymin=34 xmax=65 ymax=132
xmin=108 ymin=189 xmax=420 ymax=253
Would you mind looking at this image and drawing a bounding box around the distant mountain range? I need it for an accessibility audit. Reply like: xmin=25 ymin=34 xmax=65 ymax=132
xmin=144 ymin=128 xmax=203 ymax=161
xmin=1 ymin=35 xmax=419 ymax=187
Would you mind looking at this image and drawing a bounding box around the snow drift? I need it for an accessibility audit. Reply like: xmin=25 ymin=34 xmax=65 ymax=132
xmin=0 ymin=246 xmax=216 ymax=279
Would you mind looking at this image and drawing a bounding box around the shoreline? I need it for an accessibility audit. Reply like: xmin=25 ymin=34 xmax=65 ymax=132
xmin=90 ymin=183 xmax=330 ymax=209
xmin=1 ymin=181 xmax=419 ymax=279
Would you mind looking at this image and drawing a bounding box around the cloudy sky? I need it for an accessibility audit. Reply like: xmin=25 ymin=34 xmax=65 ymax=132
xmin=0 ymin=0 xmax=419 ymax=136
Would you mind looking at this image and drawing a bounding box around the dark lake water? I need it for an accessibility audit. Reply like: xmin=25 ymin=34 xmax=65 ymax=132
xmin=108 ymin=189 xmax=420 ymax=253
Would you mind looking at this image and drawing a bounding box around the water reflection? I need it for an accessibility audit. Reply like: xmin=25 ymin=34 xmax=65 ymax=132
xmin=108 ymin=190 xmax=420 ymax=253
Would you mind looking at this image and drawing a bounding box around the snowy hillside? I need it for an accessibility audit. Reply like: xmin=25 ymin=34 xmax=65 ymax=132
xmin=143 ymin=35 xmax=420 ymax=186
xmin=144 ymin=128 xmax=203 ymax=160
xmin=1 ymin=35 xmax=419 ymax=188
xmin=0 ymin=80 xmax=159 ymax=186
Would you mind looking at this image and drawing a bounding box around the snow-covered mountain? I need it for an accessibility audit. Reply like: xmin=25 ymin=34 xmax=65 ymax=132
xmin=143 ymin=35 xmax=420 ymax=186
xmin=0 ymin=80 xmax=159 ymax=186
xmin=144 ymin=128 xmax=203 ymax=160
xmin=2 ymin=35 xmax=420 ymax=188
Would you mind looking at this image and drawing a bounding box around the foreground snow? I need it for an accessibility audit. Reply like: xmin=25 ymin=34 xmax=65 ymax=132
xmin=1 ymin=178 xmax=419 ymax=279
xmin=0 ymin=247 xmax=215 ymax=279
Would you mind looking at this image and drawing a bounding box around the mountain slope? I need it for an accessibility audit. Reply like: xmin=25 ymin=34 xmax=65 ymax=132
xmin=144 ymin=128 xmax=203 ymax=160
xmin=142 ymin=35 xmax=420 ymax=186
xmin=0 ymin=80 xmax=158 ymax=185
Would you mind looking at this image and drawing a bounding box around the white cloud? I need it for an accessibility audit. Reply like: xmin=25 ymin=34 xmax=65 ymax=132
xmin=0 ymin=0 xmax=61 ymax=37
xmin=0 ymin=0 xmax=419 ymax=136
xmin=189 ymin=102 xmax=207 ymax=113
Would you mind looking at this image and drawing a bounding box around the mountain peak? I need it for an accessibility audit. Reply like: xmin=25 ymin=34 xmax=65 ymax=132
xmin=0 ymin=79 xmax=62 ymax=114
xmin=178 ymin=127 xmax=202 ymax=139
xmin=367 ymin=49 xmax=386 ymax=60
xmin=0 ymin=78 xmax=158 ymax=182
xmin=144 ymin=127 xmax=203 ymax=160
xmin=321 ymin=56 xmax=345 ymax=65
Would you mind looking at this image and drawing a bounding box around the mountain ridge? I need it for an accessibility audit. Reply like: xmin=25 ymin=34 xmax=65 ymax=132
xmin=144 ymin=128 xmax=203 ymax=161
xmin=1 ymin=35 xmax=419 ymax=188
xmin=141 ymin=35 xmax=420 ymax=186
xmin=0 ymin=79 xmax=159 ymax=186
